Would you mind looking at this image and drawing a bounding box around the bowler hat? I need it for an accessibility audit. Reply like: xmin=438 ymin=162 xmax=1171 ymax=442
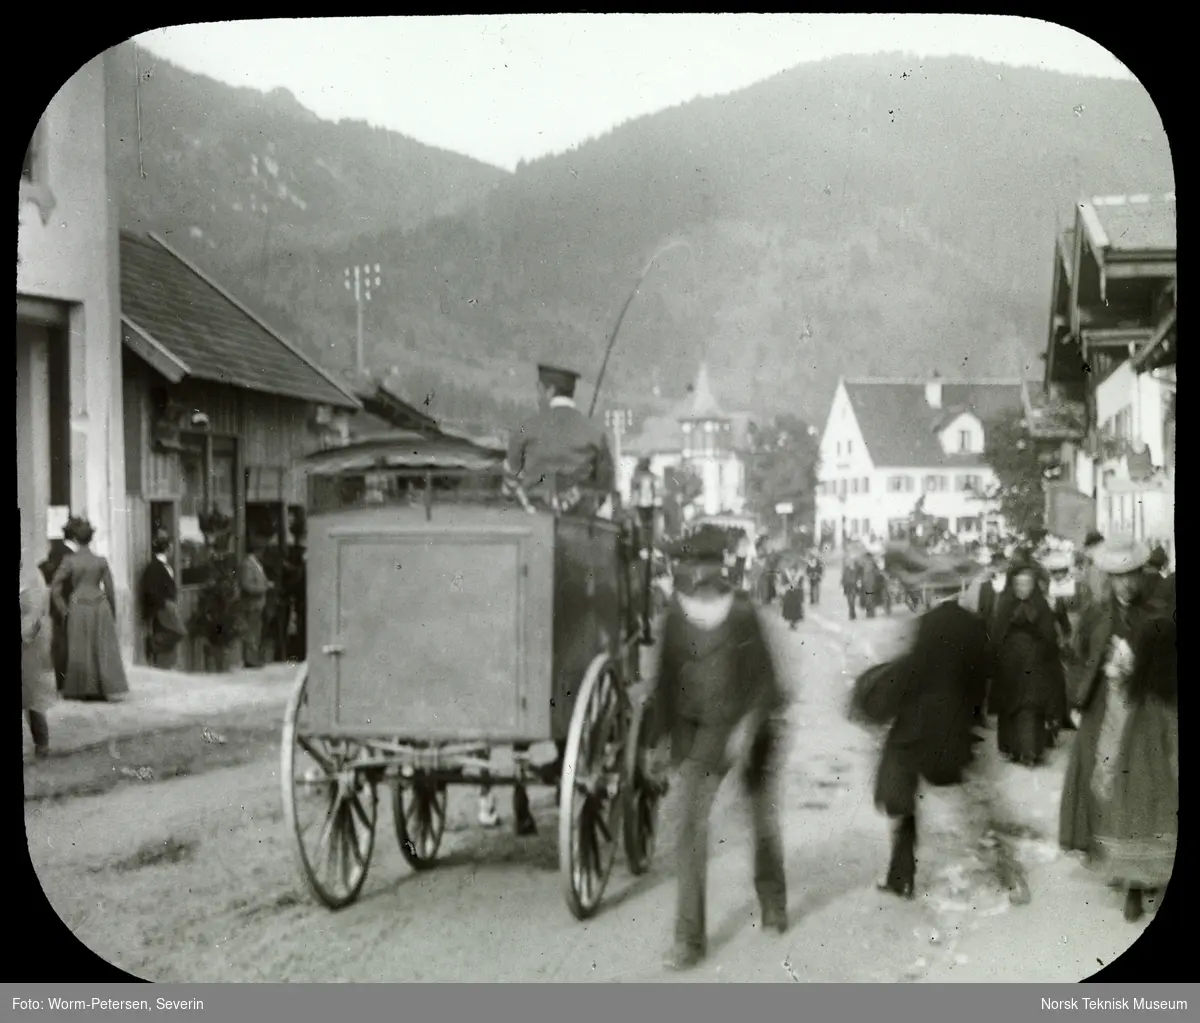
xmin=1148 ymin=545 xmax=1169 ymax=570
xmin=667 ymin=525 xmax=729 ymax=564
xmin=1094 ymin=536 xmax=1151 ymax=576
xmin=1083 ymin=530 xmax=1105 ymax=549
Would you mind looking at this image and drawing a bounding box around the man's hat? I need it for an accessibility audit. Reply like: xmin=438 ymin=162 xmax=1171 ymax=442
xmin=990 ymin=551 xmax=1009 ymax=567
xmin=1094 ymin=536 xmax=1151 ymax=576
xmin=1083 ymin=530 xmax=1105 ymax=548
xmin=537 ymin=363 xmax=581 ymax=392
xmin=1147 ymin=545 xmax=1169 ymax=570
xmin=666 ymin=524 xmax=729 ymax=565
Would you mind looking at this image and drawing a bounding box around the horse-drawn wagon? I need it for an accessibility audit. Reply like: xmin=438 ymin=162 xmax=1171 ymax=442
xmin=281 ymin=432 xmax=665 ymax=920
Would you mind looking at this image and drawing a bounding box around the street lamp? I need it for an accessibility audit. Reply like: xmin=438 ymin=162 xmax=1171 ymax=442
xmin=344 ymin=263 xmax=382 ymax=377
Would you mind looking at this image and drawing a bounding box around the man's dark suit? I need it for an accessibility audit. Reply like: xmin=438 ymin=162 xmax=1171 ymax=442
xmin=650 ymin=589 xmax=789 ymax=961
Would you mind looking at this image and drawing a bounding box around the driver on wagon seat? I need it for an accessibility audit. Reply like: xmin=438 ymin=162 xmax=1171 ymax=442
xmin=478 ymin=362 xmax=617 ymax=835
xmin=502 ymin=363 xmax=616 ymax=518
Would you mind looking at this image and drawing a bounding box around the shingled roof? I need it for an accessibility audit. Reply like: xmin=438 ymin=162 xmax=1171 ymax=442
xmin=842 ymin=378 xmax=1024 ymax=468
xmin=120 ymin=231 xmax=359 ymax=409
xmin=1078 ymin=194 xmax=1176 ymax=258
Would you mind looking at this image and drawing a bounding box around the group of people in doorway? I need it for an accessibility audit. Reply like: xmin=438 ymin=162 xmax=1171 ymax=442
xmin=22 ymin=511 xmax=310 ymax=758
xmin=853 ymin=530 xmax=1177 ymax=926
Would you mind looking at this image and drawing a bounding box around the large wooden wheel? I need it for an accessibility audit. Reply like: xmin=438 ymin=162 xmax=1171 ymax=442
xmin=281 ymin=667 xmax=378 ymax=909
xmin=622 ymin=694 xmax=665 ymax=876
xmin=559 ymin=654 xmax=626 ymax=920
xmin=393 ymin=775 xmax=448 ymax=871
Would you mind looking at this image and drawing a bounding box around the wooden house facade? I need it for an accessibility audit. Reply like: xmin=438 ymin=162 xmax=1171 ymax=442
xmin=119 ymin=230 xmax=361 ymax=670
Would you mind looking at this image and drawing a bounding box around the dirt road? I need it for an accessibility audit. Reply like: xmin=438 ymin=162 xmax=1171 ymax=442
xmin=25 ymin=597 xmax=1146 ymax=982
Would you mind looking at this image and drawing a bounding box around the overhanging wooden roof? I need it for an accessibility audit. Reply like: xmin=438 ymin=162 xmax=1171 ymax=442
xmin=120 ymin=231 xmax=360 ymax=409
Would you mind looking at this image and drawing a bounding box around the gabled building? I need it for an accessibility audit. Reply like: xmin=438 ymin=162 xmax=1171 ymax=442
xmin=1038 ymin=194 xmax=1175 ymax=554
xmin=119 ymin=229 xmax=361 ymax=669
xmin=618 ymin=363 xmax=755 ymax=519
xmin=814 ymin=375 xmax=1024 ymax=548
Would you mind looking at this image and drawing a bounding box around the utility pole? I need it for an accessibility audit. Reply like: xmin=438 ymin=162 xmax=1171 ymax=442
xmin=344 ymin=263 xmax=381 ymax=377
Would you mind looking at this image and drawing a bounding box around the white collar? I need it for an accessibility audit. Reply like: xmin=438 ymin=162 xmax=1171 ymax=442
xmin=549 ymin=396 xmax=576 ymax=410
xmin=62 ymin=539 xmax=78 ymax=553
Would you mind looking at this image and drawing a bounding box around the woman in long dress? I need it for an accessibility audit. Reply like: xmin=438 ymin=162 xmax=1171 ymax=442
xmin=50 ymin=515 xmax=129 ymax=701
xmin=21 ymin=551 xmax=55 ymax=756
xmin=1059 ymin=538 xmax=1177 ymax=922
xmin=991 ymin=555 xmax=1061 ymax=766
xmin=780 ymin=559 xmax=805 ymax=629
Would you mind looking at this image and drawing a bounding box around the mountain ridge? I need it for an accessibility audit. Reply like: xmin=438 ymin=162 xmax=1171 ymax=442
xmin=108 ymin=44 xmax=1173 ymax=433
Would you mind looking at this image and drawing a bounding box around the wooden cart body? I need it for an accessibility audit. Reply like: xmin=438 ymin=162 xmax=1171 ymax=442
xmin=305 ymin=501 xmax=626 ymax=745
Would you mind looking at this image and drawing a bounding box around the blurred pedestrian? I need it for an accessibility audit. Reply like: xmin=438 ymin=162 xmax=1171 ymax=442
xmin=648 ymin=525 xmax=789 ymax=971
xmin=805 ymin=547 xmax=824 ymax=605
xmin=141 ymin=531 xmax=187 ymax=669
xmin=239 ymin=537 xmax=272 ymax=668
xmin=1059 ymin=538 xmax=1177 ymax=923
xmin=21 ymin=550 xmax=55 ymax=757
xmin=51 ymin=516 xmax=128 ymax=702
xmin=990 ymin=553 xmax=1062 ymax=766
xmin=38 ymin=523 xmax=75 ymax=692
xmin=851 ymin=556 xmax=1029 ymax=905
xmin=780 ymin=558 xmax=805 ymax=629
xmin=841 ymin=556 xmax=863 ymax=620
xmin=1077 ymin=531 xmax=1107 ymax=611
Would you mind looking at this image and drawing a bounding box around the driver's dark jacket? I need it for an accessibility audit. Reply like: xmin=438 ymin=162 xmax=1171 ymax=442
xmin=504 ymin=400 xmax=614 ymax=499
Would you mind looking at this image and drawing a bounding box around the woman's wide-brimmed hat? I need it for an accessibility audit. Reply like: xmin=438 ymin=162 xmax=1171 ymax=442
xmin=1094 ymin=536 xmax=1151 ymax=576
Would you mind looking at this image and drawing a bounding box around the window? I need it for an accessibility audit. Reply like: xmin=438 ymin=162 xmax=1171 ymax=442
xmin=179 ymin=432 xmax=239 ymax=586
xmin=846 ymin=440 xmax=853 ymax=455
xmin=956 ymin=516 xmax=981 ymax=535
xmin=861 ymin=477 xmax=870 ymax=494
xmin=838 ymin=478 xmax=847 ymax=498
xmin=850 ymin=478 xmax=859 ymax=495
xmin=887 ymin=475 xmax=909 ymax=493
xmin=958 ymin=429 xmax=971 ymax=453
xmin=861 ymin=519 xmax=871 ymax=536
xmin=836 ymin=441 xmax=842 ymax=456
xmin=923 ymin=474 xmax=947 ymax=493
xmin=957 ymin=474 xmax=982 ymax=493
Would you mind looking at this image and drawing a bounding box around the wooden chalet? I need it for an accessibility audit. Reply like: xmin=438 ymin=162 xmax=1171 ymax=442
xmin=1037 ymin=193 xmax=1176 ymax=544
xmin=119 ymin=230 xmax=362 ymax=669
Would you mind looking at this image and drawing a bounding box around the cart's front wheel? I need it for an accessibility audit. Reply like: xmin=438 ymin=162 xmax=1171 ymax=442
xmin=394 ymin=776 xmax=448 ymax=870
xmin=622 ymin=695 xmax=665 ymax=876
xmin=281 ymin=667 xmax=378 ymax=910
xmin=559 ymin=655 xmax=625 ymax=920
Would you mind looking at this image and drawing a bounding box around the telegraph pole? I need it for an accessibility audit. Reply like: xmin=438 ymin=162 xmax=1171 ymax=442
xmin=344 ymin=263 xmax=382 ymax=377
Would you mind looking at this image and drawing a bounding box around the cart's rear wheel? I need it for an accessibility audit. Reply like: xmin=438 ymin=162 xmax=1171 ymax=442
xmin=622 ymin=695 xmax=665 ymax=876
xmin=393 ymin=776 xmax=448 ymax=870
xmin=281 ymin=667 xmax=378 ymax=909
xmin=559 ymin=655 xmax=625 ymax=920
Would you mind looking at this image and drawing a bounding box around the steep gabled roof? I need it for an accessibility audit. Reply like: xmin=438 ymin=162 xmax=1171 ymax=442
xmin=120 ymin=231 xmax=359 ymax=408
xmin=842 ymin=378 xmax=1024 ymax=468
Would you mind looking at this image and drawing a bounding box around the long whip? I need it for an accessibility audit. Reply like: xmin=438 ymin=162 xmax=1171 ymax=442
xmin=588 ymin=239 xmax=690 ymax=417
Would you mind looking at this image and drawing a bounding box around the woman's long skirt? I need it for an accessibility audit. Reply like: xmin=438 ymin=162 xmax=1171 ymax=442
xmin=781 ymin=587 xmax=804 ymax=625
xmin=997 ymin=708 xmax=1046 ymax=765
xmin=63 ymin=595 xmax=129 ymax=700
xmin=1061 ymin=678 xmax=1178 ymax=888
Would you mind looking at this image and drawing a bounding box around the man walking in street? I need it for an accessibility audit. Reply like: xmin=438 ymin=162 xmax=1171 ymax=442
xmin=648 ymin=525 xmax=790 ymax=971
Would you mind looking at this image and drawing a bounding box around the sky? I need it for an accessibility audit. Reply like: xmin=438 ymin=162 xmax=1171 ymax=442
xmin=134 ymin=15 xmax=1134 ymax=172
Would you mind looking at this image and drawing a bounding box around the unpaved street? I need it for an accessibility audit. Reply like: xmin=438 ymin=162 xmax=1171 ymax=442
xmin=25 ymin=595 xmax=1147 ymax=982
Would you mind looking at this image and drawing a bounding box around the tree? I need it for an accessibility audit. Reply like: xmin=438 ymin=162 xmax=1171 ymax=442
xmin=745 ymin=414 xmax=821 ymax=536
xmin=981 ymin=413 xmax=1045 ymax=537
